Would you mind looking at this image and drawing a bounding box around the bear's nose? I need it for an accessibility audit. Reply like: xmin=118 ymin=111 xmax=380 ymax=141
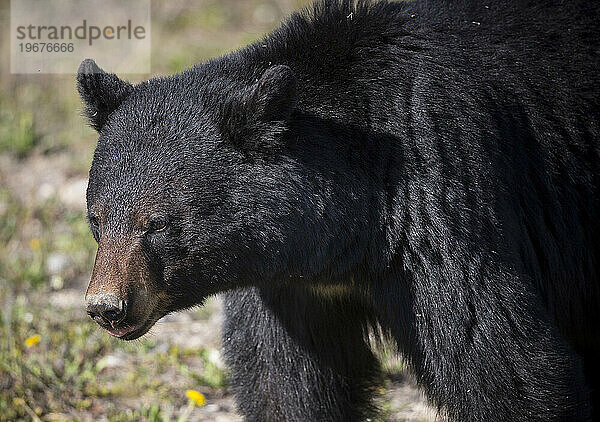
xmin=86 ymin=293 xmax=127 ymax=325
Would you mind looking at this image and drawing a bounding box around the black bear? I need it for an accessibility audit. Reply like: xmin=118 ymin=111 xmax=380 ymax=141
xmin=78 ymin=0 xmax=600 ymax=420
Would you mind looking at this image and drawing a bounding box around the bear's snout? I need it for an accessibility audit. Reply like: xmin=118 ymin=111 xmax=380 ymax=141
xmin=84 ymin=235 xmax=165 ymax=340
xmin=86 ymin=293 xmax=127 ymax=326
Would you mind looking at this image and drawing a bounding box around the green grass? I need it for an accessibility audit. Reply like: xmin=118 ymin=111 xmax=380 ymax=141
xmin=0 ymin=107 xmax=37 ymax=157
xmin=0 ymin=286 xmax=228 ymax=421
xmin=0 ymin=188 xmax=96 ymax=291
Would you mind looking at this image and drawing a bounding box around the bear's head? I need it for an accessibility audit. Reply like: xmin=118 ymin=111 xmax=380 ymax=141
xmin=77 ymin=59 xmax=368 ymax=340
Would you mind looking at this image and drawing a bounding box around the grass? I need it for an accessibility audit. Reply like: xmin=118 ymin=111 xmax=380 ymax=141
xmin=0 ymin=105 xmax=37 ymax=157
xmin=0 ymin=284 xmax=228 ymax=421
xmin=0 ymin=188 xmax=96 ymax=290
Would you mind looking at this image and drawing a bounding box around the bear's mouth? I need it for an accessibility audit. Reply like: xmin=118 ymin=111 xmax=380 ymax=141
xmin=105 ymin=314 xmax=161 ymax=341
xmin=106 ymin=322 xmax=145 ymax=339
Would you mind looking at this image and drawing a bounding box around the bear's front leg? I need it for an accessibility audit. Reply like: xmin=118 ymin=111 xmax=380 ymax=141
xmin=222 ymin=286 xmax=381 ymax=422
xmin=374 ymin=259 xmax=591 ymax=422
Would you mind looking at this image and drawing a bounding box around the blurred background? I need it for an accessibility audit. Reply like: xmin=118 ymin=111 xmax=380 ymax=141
xmin=0 ymin=0 xmax=436 ymax=420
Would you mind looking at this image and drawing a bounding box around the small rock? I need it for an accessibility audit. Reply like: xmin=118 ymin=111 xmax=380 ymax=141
xmin=48 ymin=289 xmax=83 ymax=309
xmin=37 ymin=182 xmax=56 ymax=202
xmin=208 ymin=348 xmax=224 ymax=369
xmin=205 ymin=404 xmax=220 ymax=413
xmin=154 ymin=342 xmax=170 ymax=354
xmin=46 ymin=252 xmax=69 ymax=275
xmin=50 ymin=274 xmax=64 ymax=290
xmin=97 ymin=353 xmax=126 ymax=370
xmin=58 ymin=178 xmax=88 ymax=210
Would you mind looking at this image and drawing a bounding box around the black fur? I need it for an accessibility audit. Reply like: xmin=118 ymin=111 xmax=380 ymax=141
xmin=79 ymin=0 xmax=600 ymax=420
xmin=77 ymin=59 xmax=133 ymax=132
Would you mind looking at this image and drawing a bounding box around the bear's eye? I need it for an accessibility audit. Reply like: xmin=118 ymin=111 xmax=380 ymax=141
xmin=88 ymin=214 xmax=100 ymax=241
xmin=89 ymin=215 xmax=99 ymax=228
xmin=146 ymin=215 xmax=168 ymax=234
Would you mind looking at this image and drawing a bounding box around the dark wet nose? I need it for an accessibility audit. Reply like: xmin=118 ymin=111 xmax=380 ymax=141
xmin=86 ymin=293 xmax=127 ymax=324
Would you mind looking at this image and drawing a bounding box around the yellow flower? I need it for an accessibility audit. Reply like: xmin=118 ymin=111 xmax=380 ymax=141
xmin=185 ymin=390 xmax=206 ymax=406
xmin=12 ymin=397 xmax=25 ymax=406
xmin=29 ymin=238 xmax=41 ymax=250
xmin=24 ymin=334 xmax=41 ymax=348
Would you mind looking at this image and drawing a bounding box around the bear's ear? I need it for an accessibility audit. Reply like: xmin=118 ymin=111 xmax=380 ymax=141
xmin=248 ymin=65 xmax=297 ymax=123
xmin=220 ymin=65 xmax=297 ymax=152
xmin=77 ymin=59 xmax=134 ymax=132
